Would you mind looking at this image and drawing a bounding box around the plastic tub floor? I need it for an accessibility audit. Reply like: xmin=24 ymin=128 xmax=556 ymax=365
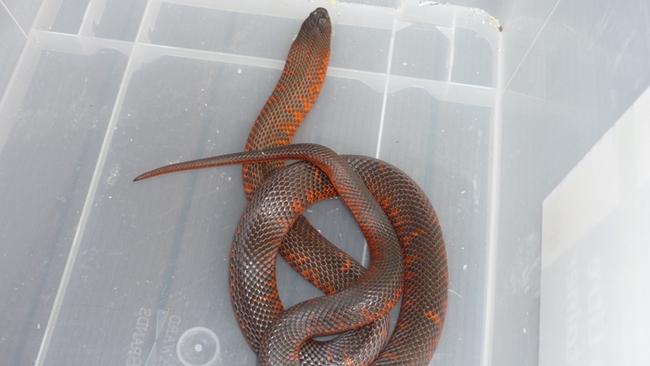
xmin=0 ymin=1 xmax=501 ymax=365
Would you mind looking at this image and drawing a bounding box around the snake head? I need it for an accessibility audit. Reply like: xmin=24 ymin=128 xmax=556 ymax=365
xmin=302 ymin=7 xmax=332 ymax=39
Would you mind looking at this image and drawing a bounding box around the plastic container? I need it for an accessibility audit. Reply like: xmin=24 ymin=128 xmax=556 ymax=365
xmin=0 ymin=1 xmax=647 ymax=365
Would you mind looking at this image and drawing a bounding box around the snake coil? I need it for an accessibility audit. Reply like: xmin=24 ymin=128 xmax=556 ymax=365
xmin=135 ymin=8 xmax=448 ymax=366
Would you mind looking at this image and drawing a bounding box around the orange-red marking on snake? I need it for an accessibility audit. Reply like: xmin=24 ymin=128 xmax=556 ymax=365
xmin=134 ymin=8 xmax=448 ymax=366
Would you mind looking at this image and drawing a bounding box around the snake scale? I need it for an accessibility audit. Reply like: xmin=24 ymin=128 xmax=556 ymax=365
xmin=135 ymin=8 xmax=448 ymax=366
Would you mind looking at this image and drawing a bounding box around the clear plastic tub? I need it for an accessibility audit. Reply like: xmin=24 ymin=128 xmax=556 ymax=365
xmin=0 ymin=0 xmax=648 ymax=365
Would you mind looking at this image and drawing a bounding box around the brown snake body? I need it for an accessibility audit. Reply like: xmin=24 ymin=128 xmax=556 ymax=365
xmin=135 ymin=8 xmax=448 ymax=365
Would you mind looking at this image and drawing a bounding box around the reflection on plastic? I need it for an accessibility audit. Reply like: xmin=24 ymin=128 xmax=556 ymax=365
xmin=177 ymin=327 xmax=221 ymax=366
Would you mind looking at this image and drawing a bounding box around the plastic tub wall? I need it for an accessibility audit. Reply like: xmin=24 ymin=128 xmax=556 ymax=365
xmin=492 ymin=1 xmax=650 ymax=366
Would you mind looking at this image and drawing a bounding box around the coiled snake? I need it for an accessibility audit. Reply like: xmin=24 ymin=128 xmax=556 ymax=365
xmin=135 ymin=8 xmax=448 ymax=366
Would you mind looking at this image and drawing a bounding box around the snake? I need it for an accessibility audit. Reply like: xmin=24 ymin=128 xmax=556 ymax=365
xmin=134 ymin=7 xmax=448 ymax=366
